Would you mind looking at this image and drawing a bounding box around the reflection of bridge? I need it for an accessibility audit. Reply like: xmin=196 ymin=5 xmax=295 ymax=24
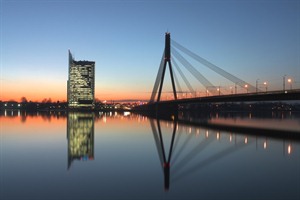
xmin=150 ymin=115 xmax=298 ymax=191
xmin=134 ymin=33 xmax=300 ymax=112
xmin=150 ymin=117 xmax=177 ymax=190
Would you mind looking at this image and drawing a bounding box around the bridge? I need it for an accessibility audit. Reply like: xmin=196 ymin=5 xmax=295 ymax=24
xmin=134 ymin=33 xmax=300 ymax=113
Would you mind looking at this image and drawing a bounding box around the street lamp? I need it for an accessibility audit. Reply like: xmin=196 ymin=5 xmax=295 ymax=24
xmin=288 ymin=78 xmax=292 ymax=90
xmin=245 ymin=84 xmax=248 ymax=93
xmin=230 ymin=86 xmax=233 ymax=94
xmin=235 ymin=82 xmax=239 ymax=94
xmin=263 ymin=81 xmax=268 ymax=92
xmin=283 ymin=75 xmax=286 ymax=91
xmin=217 ymin=86 xmax=220 ymax=95
xmin=256 ymin=79 xmax=259 ymax=93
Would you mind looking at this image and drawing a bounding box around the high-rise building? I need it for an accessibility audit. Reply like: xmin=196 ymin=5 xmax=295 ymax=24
xmin=67 ymin=50 xmax=95 ymax=109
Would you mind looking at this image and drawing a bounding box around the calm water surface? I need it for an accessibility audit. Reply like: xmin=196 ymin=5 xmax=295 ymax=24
xmin=1 ymin=110 xmax=300 ymax=200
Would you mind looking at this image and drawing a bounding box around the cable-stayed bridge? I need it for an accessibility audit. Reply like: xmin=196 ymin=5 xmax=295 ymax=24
xmin=134 ymin=33 xmax=300 ymax=113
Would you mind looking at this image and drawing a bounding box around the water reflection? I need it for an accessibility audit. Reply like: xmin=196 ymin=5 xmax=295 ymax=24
xmin=1 ymin=110 xmax=300 ymax=199
xmin=149 ymin=115 xmax=298 ymax=192
xmin=67 ymin=112 xmax=95 ymax=169
xmin=150 ymin=118 xmax=177 ymax=190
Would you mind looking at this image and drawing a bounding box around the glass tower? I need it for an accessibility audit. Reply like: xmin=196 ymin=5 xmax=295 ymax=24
xmin=67 ymin=50 xmax=95 ymax=109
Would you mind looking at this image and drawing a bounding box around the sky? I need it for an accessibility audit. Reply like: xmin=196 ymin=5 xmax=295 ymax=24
xmin=1 ymin=0 xmax=299 ymax=102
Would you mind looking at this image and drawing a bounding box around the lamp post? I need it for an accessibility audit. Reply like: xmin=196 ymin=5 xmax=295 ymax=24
xmin=288 ymin=78 xmax=292 ymax=90
xmin=263 ymin=81 xmax=268 ymax=92
xmin=217 ymin=86 xmax=220 ymax=96
xmin=245 ymin=84 xmax=248 ymax=93
xmin=256 ymin=79 xmax=259 ymax=93
xmin=283 ymin=75 xmax=286 ymax=91
xmin=235 ymin=83 xmax=238 ymax=94
xmin=230 ymin=86 xmax=233 ymax=94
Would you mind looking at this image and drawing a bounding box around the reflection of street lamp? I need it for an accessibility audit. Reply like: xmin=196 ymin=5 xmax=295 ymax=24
xmin=245 ymin=84 xmax=248 ymax=93
xmin=263 ymin=140 xmax=267 ymax=149
xmin=288 ymin=144 xmax=292 ymax=155
xmin=288 ymin=78 xmax=292 ymax=90
xmin=264 ymin=81 xmax=268 ymax=92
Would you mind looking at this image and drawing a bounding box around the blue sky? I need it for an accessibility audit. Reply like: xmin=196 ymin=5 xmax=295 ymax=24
xmin=1 ymin=0 xmax=299 ymax=101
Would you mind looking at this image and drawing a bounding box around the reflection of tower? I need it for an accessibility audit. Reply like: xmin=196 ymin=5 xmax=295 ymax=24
xmin=67 ymin=112 xmax=95 ymax=170
xmin=150 ymin=117 xmax=177 ymax=191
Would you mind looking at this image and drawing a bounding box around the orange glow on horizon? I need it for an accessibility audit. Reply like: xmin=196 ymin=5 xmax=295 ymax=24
xmin=1 ymin=79 xmax=67 ymax=102
xmin=1 ymin=75 xmax=155 ymax=102
xmin=1 ymin=113 xmax=67 ymax=132
xmin=1 ymin=92 xmax=150 ymax=102
xmin=2 ymin=86 xmax=150 ymax=102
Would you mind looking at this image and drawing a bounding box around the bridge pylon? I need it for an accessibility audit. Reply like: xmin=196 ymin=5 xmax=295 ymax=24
xmin=150 ymin=33 xmax=177 ymax=103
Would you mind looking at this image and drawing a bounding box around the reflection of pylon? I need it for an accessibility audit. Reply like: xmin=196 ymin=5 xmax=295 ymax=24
xmin=150 ymin=117 xmax=177 ymax=191
xmin=163 ymin=162 xmax=170 ymax=191
xmin=150 ymin=33 xmax=177 ymax=103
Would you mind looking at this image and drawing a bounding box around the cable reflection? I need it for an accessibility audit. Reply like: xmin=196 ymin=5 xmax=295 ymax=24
xmin=149 ymin=115 xmax=298 ymax=192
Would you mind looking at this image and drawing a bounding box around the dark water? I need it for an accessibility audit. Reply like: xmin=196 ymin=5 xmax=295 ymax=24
xmin=1 ymin=110 xmax=300 ymax=200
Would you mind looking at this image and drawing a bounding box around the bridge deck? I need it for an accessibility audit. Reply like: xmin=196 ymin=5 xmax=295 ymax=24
xmin=152 ymin=89 xmax=300 ymax=105
xmin=133 ymin=89 xmax=300 ymax=113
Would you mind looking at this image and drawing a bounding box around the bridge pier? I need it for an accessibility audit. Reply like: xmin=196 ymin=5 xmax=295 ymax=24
xmin=132 ymin=102 xmax=178 ymax=120
xmin=155 ymin=103 xmax=178 ymax=118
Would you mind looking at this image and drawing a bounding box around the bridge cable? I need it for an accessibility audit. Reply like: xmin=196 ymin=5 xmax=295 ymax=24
xmin=150 ymin=50 xmax=165 ymax=103
xmin=172 ymin=47 xmax=218 ymax=95
xmin=172 ymin=57 xmax=195 ymax=94
xmin=173 ymin=68 xmax=183 ymax=94
xmin=172 ymin=40 xmax=259 ymax=92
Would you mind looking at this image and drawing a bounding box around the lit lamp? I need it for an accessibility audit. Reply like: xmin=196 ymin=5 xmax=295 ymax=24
xmin=245 ymin=84 xmax=248 ymax=93
xmin=217 ymin=87 xmax=220 ymax=95
xmin=263 ymin=81 xmax=268 ymax=92
xmin=288 ymin=78 xmax=292 ymax=90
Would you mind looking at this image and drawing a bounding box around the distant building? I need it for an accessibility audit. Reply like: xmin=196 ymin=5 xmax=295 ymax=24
xmin=67 ymin=50 xmax=95 ymax=109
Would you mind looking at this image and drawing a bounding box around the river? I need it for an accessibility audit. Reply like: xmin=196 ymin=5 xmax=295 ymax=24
xmin=1 ymin=110 xmax=300 ymax=200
